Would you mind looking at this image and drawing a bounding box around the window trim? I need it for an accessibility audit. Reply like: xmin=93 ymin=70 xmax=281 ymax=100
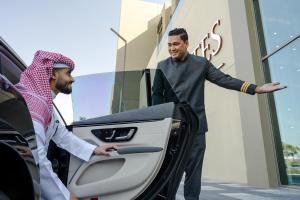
xmin=261 ymin=33 xmax=300 ymax=61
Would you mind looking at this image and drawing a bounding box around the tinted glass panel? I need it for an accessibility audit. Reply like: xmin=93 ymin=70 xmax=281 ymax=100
xmin=263 ymin=38 xmax=300 ymax=185
xmin=258 ymin=0 xmax=300 ymax=54
xmin=55 ymin=70 xmax=176 ymax=123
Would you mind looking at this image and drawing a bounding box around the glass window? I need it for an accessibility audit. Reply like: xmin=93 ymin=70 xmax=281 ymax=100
xmin=54 ymin=69 xmax=177 ymax=125
xmin=71 ymin=70 xmax=146 ymax=121
xmin=255 ymin=0 xmax=300 ymax=186
xmin=263 ymin=38 xmax=300 ymax=185
xmin=258 ymin=0 xmax=300 ymax=54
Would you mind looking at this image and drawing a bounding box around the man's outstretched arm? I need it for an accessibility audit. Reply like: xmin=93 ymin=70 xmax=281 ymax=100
xmin=254 ymin=82 xmax=287 ymax=94
xmin=205 ymin=59 xmax=287 ymax=94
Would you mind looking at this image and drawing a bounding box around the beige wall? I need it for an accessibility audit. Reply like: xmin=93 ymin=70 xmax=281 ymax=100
xmin=116 ymin=0 xmax=164 ymax=71
xmin=117 ymin=0 xmax=280 ymax=187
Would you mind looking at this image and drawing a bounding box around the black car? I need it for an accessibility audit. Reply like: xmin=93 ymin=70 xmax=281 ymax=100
xmin=0 ymin=37 xmax=198 ymax=200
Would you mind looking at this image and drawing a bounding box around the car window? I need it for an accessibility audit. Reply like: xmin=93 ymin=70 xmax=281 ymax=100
xmin=54 ymin=69 xmax=178 ymax=125
xmin=0 ymin=50 xmax=23 ymax=84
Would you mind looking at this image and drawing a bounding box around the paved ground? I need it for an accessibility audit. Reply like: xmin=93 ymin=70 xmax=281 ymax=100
xmin=176 ymin=178 xmax=300 ymax=200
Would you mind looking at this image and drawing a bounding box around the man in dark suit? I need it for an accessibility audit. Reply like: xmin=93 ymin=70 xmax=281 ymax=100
xmin=152 ymin=28 xmax=287 ymax=200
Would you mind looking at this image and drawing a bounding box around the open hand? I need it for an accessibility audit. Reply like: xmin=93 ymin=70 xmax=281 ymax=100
xmin=255 ymin=82 xmax=287 ymax=94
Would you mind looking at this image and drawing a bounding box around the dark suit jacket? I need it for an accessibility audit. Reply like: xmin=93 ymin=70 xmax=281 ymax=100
xmin=152 ymin=54 xmax=256 ymax=133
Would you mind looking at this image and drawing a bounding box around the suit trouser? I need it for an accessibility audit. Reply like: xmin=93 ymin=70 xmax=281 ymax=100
xmin=183 ymin=133 xmax=206 ymax=200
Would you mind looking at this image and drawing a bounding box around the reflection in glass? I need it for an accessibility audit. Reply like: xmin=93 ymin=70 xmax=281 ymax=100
xmin=70 ymin=69 xmax=178 ymax=123
xmin=264 ymin=38 xmax=300 ymax=185
xmin=258 ymin=0 xmax=300 ymax=54
xmin=151 ymin=69 xmax=179 ymax=105
xmin=71 ymin=71 xmax=147 ymax=121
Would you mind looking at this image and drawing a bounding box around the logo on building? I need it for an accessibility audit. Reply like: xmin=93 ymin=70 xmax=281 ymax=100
xmin=192 ymin=19 xmax=224 ymax=69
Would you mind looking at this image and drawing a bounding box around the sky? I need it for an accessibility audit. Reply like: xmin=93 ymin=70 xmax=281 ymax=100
xmin=0 ymin=0 xmax=122 ymax=76
xmin=0 ymin=0 xmax=166 ymax=124
xmin=0 ymin=0 xmax=166 ymax=76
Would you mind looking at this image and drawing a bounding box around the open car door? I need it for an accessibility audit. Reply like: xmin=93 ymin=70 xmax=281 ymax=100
xmin=52 ymin=70 xmax=199 ymax=200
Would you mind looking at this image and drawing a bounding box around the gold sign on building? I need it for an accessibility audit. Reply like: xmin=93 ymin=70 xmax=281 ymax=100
xmin=192 ymin=19 xmax=224 ymax=69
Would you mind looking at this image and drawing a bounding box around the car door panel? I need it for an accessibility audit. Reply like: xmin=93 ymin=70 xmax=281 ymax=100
xmin=68 ymin=117 xmax=173 ymax=199
xmin=65 ymin=101 xmax=198 ymax=200
xmin=72 ymin=101 xmax=175 ymax=126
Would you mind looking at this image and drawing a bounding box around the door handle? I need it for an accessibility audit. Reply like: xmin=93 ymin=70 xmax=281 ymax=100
xmin=115 ymin=128 xmax=135 ymax=141
xmin=116 ymin=146 xmax=163 ymax=154
xmin=105 ymin=130 xmax=116 ymax=140
xmin=92 ymin=127 xmax=137 ymax=142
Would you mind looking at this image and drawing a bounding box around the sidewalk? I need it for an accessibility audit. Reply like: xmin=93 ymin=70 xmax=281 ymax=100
xmin=176 ymin=178 xmax=300 ymax=200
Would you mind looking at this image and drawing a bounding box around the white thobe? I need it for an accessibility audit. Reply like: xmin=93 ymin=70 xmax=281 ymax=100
xmin=34 ymin=107 xmax=96 ymax=200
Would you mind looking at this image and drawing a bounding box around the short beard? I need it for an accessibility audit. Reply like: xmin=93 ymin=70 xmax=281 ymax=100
xmin=56 ymin=79 xmax=72 ymax=94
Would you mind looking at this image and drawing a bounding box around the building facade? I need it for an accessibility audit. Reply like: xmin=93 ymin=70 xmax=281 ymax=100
xmin=115 ymin=0 xmax=300 ymax=187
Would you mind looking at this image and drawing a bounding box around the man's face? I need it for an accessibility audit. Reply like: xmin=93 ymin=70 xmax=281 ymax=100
xmin=168 ymin=35 xmax=189 ymax=60
xmin=52 ymin=68 xmax=74 ymax=94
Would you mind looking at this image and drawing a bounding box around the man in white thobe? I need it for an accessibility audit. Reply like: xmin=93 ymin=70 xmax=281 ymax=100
xmin=15 ymin=50 xmax=117 ymax=200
